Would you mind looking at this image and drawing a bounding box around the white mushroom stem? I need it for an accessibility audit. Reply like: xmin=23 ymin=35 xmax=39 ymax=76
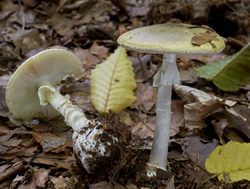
xmin=38 ymin=84 xmax=89 ymax=132
xmin=148 ymin=53 xmax=180 ymax=172
xmin=38 ymin=84 xmax=120 ymax=174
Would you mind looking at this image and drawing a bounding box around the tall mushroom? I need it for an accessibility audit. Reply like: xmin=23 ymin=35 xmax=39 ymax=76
xmin=117 ymin=23 xmax=225 ymax=175
xmin=6 ymin=49 xmax=123 ymax=174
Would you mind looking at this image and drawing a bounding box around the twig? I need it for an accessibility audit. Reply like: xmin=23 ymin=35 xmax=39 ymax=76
xmin=227 ymin=37 xmax=246 ymax=49
xmin=199 ymin=174 xmax=218 ymax=188
xmin=18 ymin=0 xmax=25 ymax=31
xmin=62 ymin=0 xmax=95 ymax=11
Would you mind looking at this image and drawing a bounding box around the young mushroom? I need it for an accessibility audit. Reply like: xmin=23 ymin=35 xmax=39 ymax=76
xmin=118 ymin=23 xmax=225 ymax=176
xmin=6 ymin=49 xmax=123 ymax=174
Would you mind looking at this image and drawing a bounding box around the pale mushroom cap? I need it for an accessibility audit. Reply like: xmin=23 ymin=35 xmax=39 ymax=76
xmin=117 ymin=23 xmax=225 ymax=54
xmin=6 ymin=49 xmax=83 ymax=121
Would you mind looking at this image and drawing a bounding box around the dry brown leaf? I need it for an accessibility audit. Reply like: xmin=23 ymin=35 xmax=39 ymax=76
xmin=126 ymin=0 xmax=151 ymax=17
xmin=74 ymin=48 xmax=101 ymax=68
xmin=0 ymin=144 xmax=9 ymax=155
xmin=0 ymin=75 xmax=10 ymax=117
xmin=117 ymin=24 xmax=128 ymax=36
xmin=0 ymin=146 xmax=37 ymax=160
xmin=0 ymin=148 xmax=19 ymax=159
xmin=89 ymin=181 xmax=134 ymax=189
xmin=22 ymin=146 xmax=38 ymax=157
xmin=0 ymin=75 xmax=9 ymax=87
xmin=171 ymin=100 xmax=184 ymax=136
xmin=124 ymin=182 xmax=138 ymax=189
xmin=76 ymin=1 xmax=117 ymax=24
xmin=225 ymin=129 xmax=245 ymax=142
xmin=211 ymin=114 xmax=228 ymax=142
xmin=131 ymin=121 xmax=154 ymax=138
xmin=0 ymin=164 xmax=10 ymax=174
xmin=89 ymin=42 xmax=110 ymax=59
xmin=183 ymin=136 xmax=218 ymax=169
xmin=174 ymin=84 xmax=222 ymax=129
xmin=48 ymin=13 xmax=74 ymax=37
xmin=89 ymin=181 xmax=113 ymax=189
xmin=191 ymin=30 xmax=219 ymax=47
xmin=0 ymin=126 xmax=28 ymax=155
xmin=0 ymin=1 xmax=17 ymax=24
xmin=22 ymin=0 xmax=38 ymax=7
xmin=33 ymin=157 xmax=71 ymax=170
xmin=119 ymin=112 xmax=134 ymax=127
xmin=247 ymin=91 xmax=250 ymax=101
xmin=134 ymin=83 xmax=156 ymax=112
xmin=8 ymin=29 xmax=46 ymax=55
xmin=18 ymin=168 xmax=49 ymax=189
xmin=32 ymin=132 xmax=69 ymax=151
xmin=0 ymin=0 xmax=35 ymax=31
xmin=131 ymin=55 xmax=157 ymax=81
xmin=0 ymin=126 xmax=14 ymax=142
xmin=2 ymin=139 xmax=22 ymax=147
xmin=179 ymin=68 xmax=198 ymax=84
xmin=225 ymin=105 xmax=250 ymax=138
xmin=31 ymin=122 xmax=54 ymax=133
xmin=0 ymin=161 xmax=24 ymax=184
xmin=32 ymin=153 xmax=75 ymax=170
xmin=51 ymin=175 xmax=78 ymax=189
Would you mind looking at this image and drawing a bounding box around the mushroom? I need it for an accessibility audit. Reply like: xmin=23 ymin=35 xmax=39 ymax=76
xmin=6 ymin=49 xmax=123 ymax=174
xmin=117 ymin=23 xmax=225 ymax=175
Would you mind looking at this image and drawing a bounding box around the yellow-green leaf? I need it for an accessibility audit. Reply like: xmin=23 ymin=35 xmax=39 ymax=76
xmin=196 ymin=43 xmax=250 ymax=92
xmin=90 ymin=46 xmax=136 ymax=113
xmin=205 ymin=141 xmax=250 ymax=182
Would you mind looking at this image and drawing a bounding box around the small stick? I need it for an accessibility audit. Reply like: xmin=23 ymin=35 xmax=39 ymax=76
xmin=17 ymin=0 xmax=25 ymax=31
xmin=227 ymin=37 xmax=246 ymax=49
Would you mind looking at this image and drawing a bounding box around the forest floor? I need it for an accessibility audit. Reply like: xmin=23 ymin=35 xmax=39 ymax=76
xmin=0 ymin=0 xmax=249 ymax=189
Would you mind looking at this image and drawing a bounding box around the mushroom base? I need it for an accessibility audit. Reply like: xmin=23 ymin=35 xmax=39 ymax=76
xmin=136 ymin=163 xmax=173 ymax=188
xmin=73 ymin=118 xmax=131 ymax=174
xmin=38 ymin=84 xmax=130 ymax=174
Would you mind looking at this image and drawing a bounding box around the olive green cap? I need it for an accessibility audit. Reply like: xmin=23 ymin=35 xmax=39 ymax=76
xmin=6 ymin=49 xmax=83 ymax=121
xmin=117 ymin=23 xmax=225 ymax=54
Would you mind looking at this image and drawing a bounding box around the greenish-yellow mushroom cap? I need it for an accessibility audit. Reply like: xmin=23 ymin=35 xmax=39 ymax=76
xmin=117 ymin=23 xmax=225 ymax=54
xmin=6 ymin=49 xmax=83 ymax=121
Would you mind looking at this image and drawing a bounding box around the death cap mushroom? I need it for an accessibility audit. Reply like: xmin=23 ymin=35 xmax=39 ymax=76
xmin=117 ymin=22 xmax=225 ymax=175
xmin=117 ymin=22 xmax=225 ymax=54
xmin=6 ymin=49 xmax=83 ymax=121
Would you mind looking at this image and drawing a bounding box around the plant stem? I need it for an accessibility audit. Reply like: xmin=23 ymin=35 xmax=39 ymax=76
xmin=149 ymin=53 xmax=180 ymax=170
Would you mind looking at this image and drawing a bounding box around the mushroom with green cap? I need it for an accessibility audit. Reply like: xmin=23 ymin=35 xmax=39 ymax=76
xmin=6 ymin=48 xmax=122 ymax=174
xmin=117 ymin=22 xmax=225 ymax=175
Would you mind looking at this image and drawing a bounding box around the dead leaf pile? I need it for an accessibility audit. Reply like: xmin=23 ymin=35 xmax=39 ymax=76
xmin=0 ymin=0 xmax=249 ymax=188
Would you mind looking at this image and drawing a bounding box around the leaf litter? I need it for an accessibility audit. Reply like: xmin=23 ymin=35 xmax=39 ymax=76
xmin=0 ymin=0 xmax=249 ymax=188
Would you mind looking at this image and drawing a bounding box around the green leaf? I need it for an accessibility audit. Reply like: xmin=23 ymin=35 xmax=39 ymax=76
xmin=205 ymin=141 xmax=250 ymax=182
xmin=90 ymin=46 xmax=136 ymax=113
xmin=196 ymin=43 xmax=250 ymax=91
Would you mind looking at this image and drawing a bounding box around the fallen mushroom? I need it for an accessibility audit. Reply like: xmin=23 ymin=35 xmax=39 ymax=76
xmin=118 ymin=23 xmax=225 ymax=176
xmin=6 ymin=49 xmax=124 ymax=174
